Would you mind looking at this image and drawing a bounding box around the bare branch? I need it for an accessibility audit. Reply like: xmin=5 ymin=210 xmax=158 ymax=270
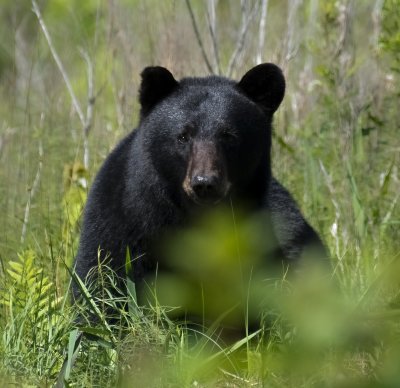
xmin=32 ymin=0 xmax=96 ymax=170
xmin=206 ymin=0 xmax=221 ymax=74
xmin=303 ymin=0 xmax=318 ymax=75
xmin=319 ymin=160 xmax=345 ymax=267
xmin=256 ymin=0 xmax=268 ymax=64
xmin=79 ymin=48 xmax=95 ymax=170
xmin=283 ymin=0 xmax=302 ymax=65
xmin=21 ymin=133 xmax=44 ymax=245
xmin=372 ymin=0 xmax=384 ymax=49
xmin=31 ymin=0 xmax=85 ymax=126
xmin=227 ymin=0 xmax=259 ymax=77
xmin=334 ymin=0 xmax=354 ymax=60
xmin=184 ymin=0 xmax=214 ymax=74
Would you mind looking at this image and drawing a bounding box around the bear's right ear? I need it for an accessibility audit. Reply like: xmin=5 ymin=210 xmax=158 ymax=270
xmin=237 ymin=63 xmax=285 ymax=114
xmin=139 ymin=66 xmax=179 ymax=117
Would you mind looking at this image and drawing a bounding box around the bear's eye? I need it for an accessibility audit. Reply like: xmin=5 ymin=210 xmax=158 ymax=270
xmin=220 ymin=129 xmax=238 ymax=142
xmin=177 ymin=132 xmax=190 ymax=144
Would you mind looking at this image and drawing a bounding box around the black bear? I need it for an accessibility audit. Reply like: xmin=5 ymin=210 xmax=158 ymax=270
xmin=73 ymin=63 xmax=327 ymax=325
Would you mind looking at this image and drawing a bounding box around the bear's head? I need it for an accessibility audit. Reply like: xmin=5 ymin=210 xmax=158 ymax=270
xmin=138 ymin=64 xmax=285 ymax=207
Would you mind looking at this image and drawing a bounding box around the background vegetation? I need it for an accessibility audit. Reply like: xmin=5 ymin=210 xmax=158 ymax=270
xmin=0 ymin=0 xmax=399 ymax=386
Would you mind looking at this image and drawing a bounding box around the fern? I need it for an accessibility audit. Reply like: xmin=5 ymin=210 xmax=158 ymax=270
xmin=1 ymin=249 xmax=61 ymax=324
xmin=0 ymin=250 xmax=70 ymax=380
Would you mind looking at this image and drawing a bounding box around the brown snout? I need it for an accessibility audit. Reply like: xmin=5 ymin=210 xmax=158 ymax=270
xmin=183 ymin=141 xmax=230 ymax=205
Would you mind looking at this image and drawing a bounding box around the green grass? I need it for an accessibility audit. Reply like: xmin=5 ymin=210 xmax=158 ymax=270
xmin=0 ymin=0 xmax=400 ymax=386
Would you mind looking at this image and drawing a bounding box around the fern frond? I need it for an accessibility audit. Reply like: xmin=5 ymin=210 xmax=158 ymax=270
xmin=0 ymin=249 xmax=60 ymax=326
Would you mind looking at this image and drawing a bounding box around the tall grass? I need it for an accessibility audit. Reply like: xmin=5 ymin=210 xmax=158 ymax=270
xmin=0 ymin=0 xmax=399 ymax=386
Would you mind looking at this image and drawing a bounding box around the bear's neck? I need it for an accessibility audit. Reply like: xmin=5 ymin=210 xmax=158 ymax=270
xmin=234 ymin=158 xmax=271 ymax=209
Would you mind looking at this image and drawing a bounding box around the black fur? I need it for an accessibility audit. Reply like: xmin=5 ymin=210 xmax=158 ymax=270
xmin=73 ymin=64 xmax=327 ymax=311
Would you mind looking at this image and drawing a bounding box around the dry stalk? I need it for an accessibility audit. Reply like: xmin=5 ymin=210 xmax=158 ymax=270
xmin=319 ymin=160 xmax=346 ymax=273
xmin=256 ymin=0 xmax=269 ymax=64
xmin=206 ymin=0 xmax=221 ymax=74
xmin=31 ymin=0 xmax=85 ymax=126
xmin=227 ymin=0 xmax=259 ymax=77
xmin=32 ymin=0 xmax=95 ymax=170
xmin=372 ymin=0 xmax=384 ymax=48
xmin=21 ymin=137 xmax=43 ymax=245
xmin=283 ymin=0 xmax=302 ymax=65
xmin=79 ymin=48 xmax=95 ymax=169
xmin=334 ymin=0 xmax=354 ymax=60
xmin=185 ymin=0 xmax=214 ymax=74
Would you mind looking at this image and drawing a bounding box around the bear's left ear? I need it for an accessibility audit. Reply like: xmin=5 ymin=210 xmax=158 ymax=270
xmin=139 ymin=66 xmax=179 ymax=117
xmin=237 ymin=63 xmax=285 ymax=114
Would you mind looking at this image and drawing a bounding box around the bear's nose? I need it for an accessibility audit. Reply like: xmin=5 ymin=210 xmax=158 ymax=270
xmin=191 ymin=175 xmax=220 ymax=202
